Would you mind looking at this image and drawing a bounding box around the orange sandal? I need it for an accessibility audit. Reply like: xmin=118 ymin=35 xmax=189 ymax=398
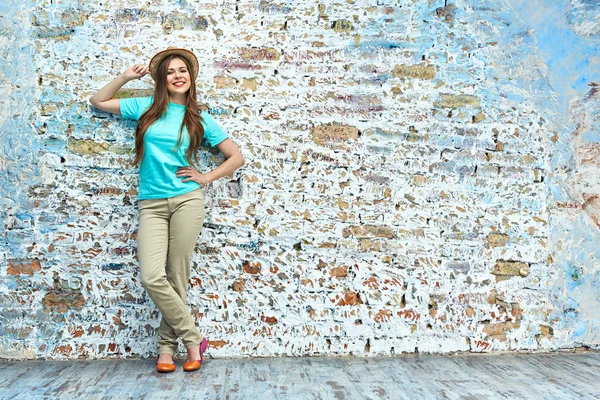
xmin=156 ymin=361 xmax=176 ymax=373
xmin=183 ymin=338 xmax=208 ymax=372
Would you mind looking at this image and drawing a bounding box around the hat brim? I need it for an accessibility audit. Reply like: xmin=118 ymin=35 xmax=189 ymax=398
xmin=149 ymin=48 xmax=199 ymax=81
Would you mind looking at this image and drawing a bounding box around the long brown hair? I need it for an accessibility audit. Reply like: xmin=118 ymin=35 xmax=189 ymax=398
xmin=132 ymin=55 xmax=204 ymax=166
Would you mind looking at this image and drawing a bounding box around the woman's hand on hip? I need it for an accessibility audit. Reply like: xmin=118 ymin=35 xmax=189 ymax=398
xmin=120 ymin=64 xmax=150 ymax=82
xmin=176 ymin=166 xmax=211 ymax=185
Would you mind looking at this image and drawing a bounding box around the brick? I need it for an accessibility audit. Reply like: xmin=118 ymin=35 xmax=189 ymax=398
xmin=472 ymin=112 xmax=487 ymax=123
xmin=214 ymin=76 xmax=236 ymax=89
xmin=33 ymin=10 xmax=87 ymax=41
xmin=240 ymin=47 xmax=280 ymax=61
xmin=113 ymin=89 xmax=153 ymax=99
xmin=242 ymin=261 xmax=262 ymax=274
xmin=397 ymin=309 xmax=420 ymax=321
xmin=342 ymin=225 xmax=394 ymax=239
xmin=68 ymin=139 xmax=109 ymax=155
xmin=193 ymin=15 xmax=208 ymax=30
xmin=162 ymin=13 xmax=186 ymax=33
xmin=373 ymin=309 xmax=393 ymax=323
xmin=360 ymin=238 xmax=382 ymax=251
xmin=209 ymin=340 xmax=227 ymax=349
xmin=329 ymin=266 xmax=348 ymax=278
xmin=510 ymin=303 xmax=523 ymax=321
xmin=42 ymin=289 xmax=85 ymax=313
xmin=261 ymin=315 xmax=278 ymax=325
xmin=41 ymin=103 xmax=59 ymax=115
xmin=487 ymin=233 xmax=509 ymax=248
xmin=538 ymin=325 xmax=553 ymax=337
xmin=437 ymin=94 xmax=481 ymax=108
xmin=482 ymin=321 xmax=518 ymax=339
xmin=436 ymin=4 xmax=456 ymax=23
xmin=393 ymin=64 xmax=436 ymax=80
xmin=232 ymin=278 xmax=245 ymax=292
xmin=488 ymin=289 xmax=497 ymax=304
xmin=241 ymin=78 xmax=258 ymax=91
xmin=7 ymin=259 xmax=41 ymax=276
xmin=412 ymin=174 xmax=427 ymax=186
xmin=51 ymin=344 xmax=74 ymax=356
xmin=310 ymin=124 xmax=359 ymax=145
xmin=331 ymin=20 xmax=353 ymax=33
xmin=336 ymin=292 xmax=359 ymax=306
xmin=492 ymin=260 xmax=530 ymax=277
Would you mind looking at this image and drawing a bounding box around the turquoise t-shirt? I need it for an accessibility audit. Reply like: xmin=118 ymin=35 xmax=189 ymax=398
xmin=120 ymin=97 xmax=228 ymax=200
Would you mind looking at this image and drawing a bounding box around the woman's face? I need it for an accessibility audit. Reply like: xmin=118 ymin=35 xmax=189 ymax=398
xmin=165 ymin=57 xmax=191 ymax=98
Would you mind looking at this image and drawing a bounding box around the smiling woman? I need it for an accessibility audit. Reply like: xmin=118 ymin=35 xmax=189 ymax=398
xmin=88 ymin=48 xmax=244 ymax=373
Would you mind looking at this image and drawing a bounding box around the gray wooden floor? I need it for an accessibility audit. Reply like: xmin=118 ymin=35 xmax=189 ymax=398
xmin=0 ymin=352 xmax=599 ymax=399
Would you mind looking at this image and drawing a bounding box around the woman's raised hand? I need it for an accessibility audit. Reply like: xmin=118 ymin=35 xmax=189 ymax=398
xmin=120 ymin=64 xmax=150 ymax=82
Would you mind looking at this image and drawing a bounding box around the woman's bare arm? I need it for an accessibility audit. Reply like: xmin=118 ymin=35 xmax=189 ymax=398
xmin=176 ymin=139 xmax=245 ymax=184
xmin=89 ymin=64 xmax=149 ymax=115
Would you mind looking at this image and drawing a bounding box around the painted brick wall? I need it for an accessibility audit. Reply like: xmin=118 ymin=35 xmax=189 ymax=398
xmin=0 ymin=0 xmax=596 ymax=359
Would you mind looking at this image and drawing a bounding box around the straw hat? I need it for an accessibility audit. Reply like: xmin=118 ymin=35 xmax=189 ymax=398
xmin=149 ymin=48 xmax=199 ymax=81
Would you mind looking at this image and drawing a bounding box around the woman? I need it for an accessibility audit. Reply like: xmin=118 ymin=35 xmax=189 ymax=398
xmin=89 ymin=48 xmax=244 ymax=373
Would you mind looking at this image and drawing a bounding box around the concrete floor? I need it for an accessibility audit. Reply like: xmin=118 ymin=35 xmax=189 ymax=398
xmin=0 ymin=352 xmax=599 ymax=399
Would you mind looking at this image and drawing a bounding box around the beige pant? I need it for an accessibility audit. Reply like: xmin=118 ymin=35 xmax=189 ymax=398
xmin=137 ymin=188 xmax=205 ymax=355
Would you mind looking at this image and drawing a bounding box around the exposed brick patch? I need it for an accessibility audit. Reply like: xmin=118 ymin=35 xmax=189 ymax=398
xmin=241 ymin=78 xmax=258 ymax=91
xmin=240 ymin=47 xmax=280 ymax=61
xmin=436 ymin=3 xmax=456 ymax=23
xmin=537 ymin=325 xmax=554 ymax=339
xmin=487 ymin=233 xmax=509 ymax=248
xmin=42 ymin=289 xmax=85 ymax=313
xmin=437 ymin=94 xmax=481 ymax=108
xmin=209 ymin=340 xmax=227 ymax=349
xmin=7 ymin=259 xmax=41 ymax=276
xmin=331 ymin=20 xmax=353 ymax=33
xmin=310 ymin=125 xmax=359 ymax=145
xmin=393 ymin=64 xmax=436 ymax=80
xmin=113 ymin=89 xmax=153 ymax=99
xmin=360 ymin=238 xmax=382 ymax=251
xmin=397 ymin=309 xmax=420 ymax=321
xmin=342 ymin=225 xmax=394 ymax=239
xmin=330 ymin=266 xmax=348 ymax=278
xmin=492 ymin=261 xmax=530 ymax=278
xmin=162 ymin=12 xmax=187 ymax=33
xmin=482 ymin=321 xmax=519 ymax=340
xmin=262 ymin=315 xmax=278 ymax=324
xmin=242 ymin=261 xmax=262 ymax=274
xmin=337 ymin=291 xmax=360 ymax=306
xmin=68 ymin=139 xmax=109 ymax=155
xmin=214 ymin=76 xmax=236 ymax=89
xmin=232 ymin=278 xmax=245 ymax=292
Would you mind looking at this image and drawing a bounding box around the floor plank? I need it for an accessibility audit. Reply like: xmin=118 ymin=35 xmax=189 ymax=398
xmin=0 ymin=352 xmax=598 ymax=399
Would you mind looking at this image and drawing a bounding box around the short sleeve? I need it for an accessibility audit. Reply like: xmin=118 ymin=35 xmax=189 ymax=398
xmin=120 ymin=97 xmax=154 ymax=120
xmin=201 ymin=111 xmax=228 ymax=146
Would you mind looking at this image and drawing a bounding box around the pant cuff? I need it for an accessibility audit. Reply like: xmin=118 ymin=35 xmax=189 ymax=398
xmin=157 ymin=347 xmax=177 ymax=356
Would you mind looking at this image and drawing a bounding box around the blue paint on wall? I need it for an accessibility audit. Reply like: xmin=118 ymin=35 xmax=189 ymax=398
xmin=507 ymin=0 xmax=600 ymax=122
xmin=0 ymin=2 xmax=42 ymax=213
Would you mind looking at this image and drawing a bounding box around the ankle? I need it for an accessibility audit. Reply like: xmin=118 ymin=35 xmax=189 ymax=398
xmin=157 ymin=353 xmax=173 ymax=363
xmin=187 ymin=345 xmax=200 ymax=360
